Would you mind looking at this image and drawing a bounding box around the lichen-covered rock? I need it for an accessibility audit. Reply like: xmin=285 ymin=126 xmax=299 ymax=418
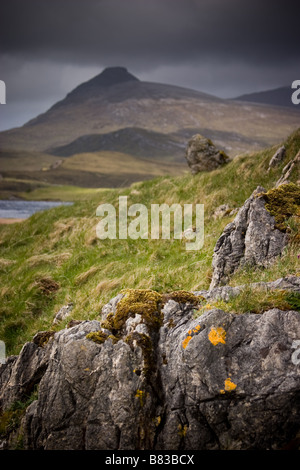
xmin=210 ymin=185 xmax=291 ymax=289
xmin=1 ymin=289 xmax=300 ymax=450
xmin=157 ymin=305 xmax=300 ymax=450
xmin=185 ymin=134 xmax=229 ymax=174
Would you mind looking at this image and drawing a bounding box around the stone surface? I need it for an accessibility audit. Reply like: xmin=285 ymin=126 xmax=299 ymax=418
xmin=267 ymin=145 xmax=286 ymax=172
xmin=52 ymin=302 xmax=74 ymax=326
xmin=185 ymin=134 xmax=229 ymax=174
xmin=276 ymin=150 xmax=300 ymax=187
xmin=210 ymin=186 xmax=288 ymax=289
xmin=195 ymin=275 xmax=300 ymax=302
xmin=212 ymin=204 xmax=238 ymax=220
xmin=1 ymin=289 xmax=300 ymax=450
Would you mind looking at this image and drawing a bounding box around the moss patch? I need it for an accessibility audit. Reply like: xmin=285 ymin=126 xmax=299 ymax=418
xmin=284 ymin=292 xmax=300 ymax=311
xmin=260 ymin=183 xmax=300 ymax=233
xmin=86 ymin=330 xmax=108 ymax=344
xmin=101 ymin=289 xmax=163 ymax=335
xmin=0 ymin=388 xmax=38 ymax=447
xmin=162 ymin=290 xmax=203 ymax=305
xmin=100 ymin=289 xmax=203 ymax=338
xmin=32 ymin=330 xmax=55 ymax=348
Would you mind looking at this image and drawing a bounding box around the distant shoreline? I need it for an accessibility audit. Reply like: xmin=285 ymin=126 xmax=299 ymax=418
xmin=0 ymin=218 xmax=25 ymax=224
xmin=0 ymin=200 xmax=74 ymax=221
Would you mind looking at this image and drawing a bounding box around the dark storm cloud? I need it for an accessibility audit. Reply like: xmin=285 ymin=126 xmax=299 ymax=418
xmin=1 ymin=0 xmax=299 ymax=67
xmin=0 ymin=0 xmax=299 ymax=130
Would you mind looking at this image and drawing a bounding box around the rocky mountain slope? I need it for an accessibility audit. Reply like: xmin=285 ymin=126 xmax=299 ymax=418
xmin=1 ymin=67 xmax=300 ymax=192
xmin=234 ymin=85 xmax=300 ymax=110
xmin=48 ymin=127 xmax=185 ymax=160
xmin=0 ymin=128 xmax=299 ymax=450
xmin=1 ymin=285 xmax=299 ymax=450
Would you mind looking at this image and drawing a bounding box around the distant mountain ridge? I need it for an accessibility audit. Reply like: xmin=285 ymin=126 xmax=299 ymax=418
xmin=48 ymin=127 xmax=185 ymax=159
xmin=1 ymin=67 xmax=299 ymax=157
xmin=1 ymin=67 xmax=300 ymax=190
xmin=234 ymin=85 xmax=300 ymax=110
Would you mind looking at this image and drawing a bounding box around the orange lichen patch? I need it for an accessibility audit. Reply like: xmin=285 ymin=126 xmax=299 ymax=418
xmin=182 ymin=335 xmax=193 ymax=349
xmin=220 ymin=377 xmax=237 ymax=394
xmin=208 ymin=326 xmax=226 ymax=345
xmin=224 ymin=377 xmax=237 ymax=391
xmin=182 ymin=324 xmax=201 ymax=349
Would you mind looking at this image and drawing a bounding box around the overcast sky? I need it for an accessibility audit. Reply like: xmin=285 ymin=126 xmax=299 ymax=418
xmin=0 ymin=0 xmax=299 ymax=131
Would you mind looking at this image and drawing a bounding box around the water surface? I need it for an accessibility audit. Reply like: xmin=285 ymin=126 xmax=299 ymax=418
xmin=0 ymin=200 xmax=73 ymax=219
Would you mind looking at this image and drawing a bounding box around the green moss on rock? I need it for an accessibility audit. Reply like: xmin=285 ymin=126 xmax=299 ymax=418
xmin=101 ymin=289 xmax=163 ymax=335
xmin=32 ymin=330 xmax=55 ymax=348
xmin=162 ymin=290 xmax=203 ymax=305
xmin=100 ymin=312 xmax=114 ymax=331
xmin=100 ymin=289 xmax=204 ymax=338
xmin=260 ymin=183 xmax=300 ymax=233
xmin=86 ymin=331 xmax=108 ymax=344
xmin=0 ymin=388 xmax=38 ymax=446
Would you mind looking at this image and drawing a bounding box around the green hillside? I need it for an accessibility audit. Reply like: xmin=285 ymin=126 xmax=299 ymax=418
xmin=0 ymin=129 xmax=299 ymax=355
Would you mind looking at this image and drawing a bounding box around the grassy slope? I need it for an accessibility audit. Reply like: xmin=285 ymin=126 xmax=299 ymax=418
xmin=0 ymin=150 xmax=186 ymax=175
xmin=0 ymin=150 xmax=187 ymax=199
xmin=60 ymin=151 xmax=186 ymax=174
xmin=0 ymin=129 xmax=299 ymax=355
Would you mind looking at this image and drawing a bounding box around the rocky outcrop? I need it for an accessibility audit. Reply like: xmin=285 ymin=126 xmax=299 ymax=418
xmin=276 ymin=150 xmax=300 ymax=187
xmin=210 ymin=186 xmax=289 ymax=289
xmin=52 ymin=302 xmax=74 ymax=326
xmin=185 ymin=134 xmax=229 ymax=174
xmin=1 ymin=287 xmax=300 ymax=450
xmin=212 ymin=204 xmax=238 ymax=220
xmin=196 ymin=275 xmax=300 ymax=302
xmin=267 ymin=145 xmax=286 ymax=172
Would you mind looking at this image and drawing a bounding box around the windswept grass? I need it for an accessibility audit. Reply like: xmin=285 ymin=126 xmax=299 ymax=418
xmin=195 ymin=286 xmax=300 ymax=317
xmin=21 ymin=185 xmax=107 ymax=202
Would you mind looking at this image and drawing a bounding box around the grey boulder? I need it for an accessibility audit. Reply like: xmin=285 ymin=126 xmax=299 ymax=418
xmin=210 ymin=186 xmax=288 ymax=289
xmin=1 ymin=290 xmax=300 ymax=450
xmin=185 ymin=134 xmax=229 ymax=174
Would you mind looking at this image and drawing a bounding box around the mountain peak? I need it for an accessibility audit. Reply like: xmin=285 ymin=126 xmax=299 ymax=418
xmin=60 ymin=67 xmax=139 ymax=104
xmin=97 ymin=67 xmax=139 ymax=86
